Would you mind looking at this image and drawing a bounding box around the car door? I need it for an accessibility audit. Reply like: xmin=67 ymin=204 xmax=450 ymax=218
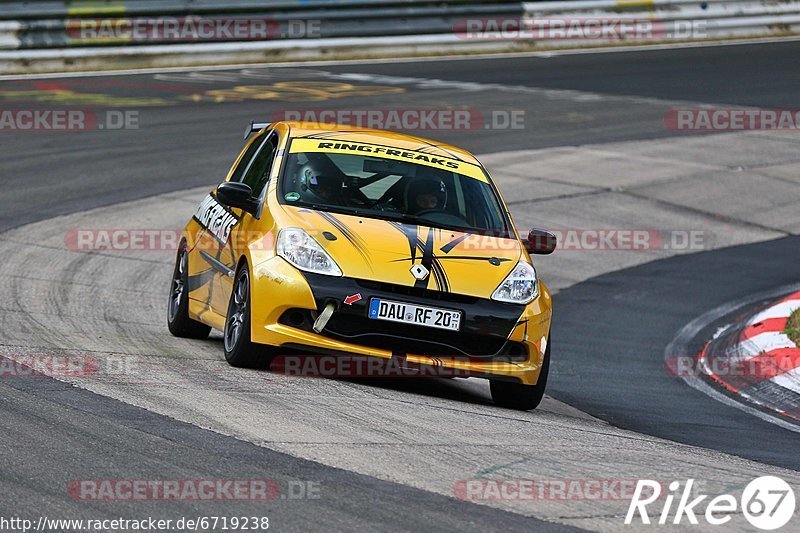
xmin=187 ymin=130 xmax=266 ymax=326
xmin=209 ymin=130 xmax=280 ymax=316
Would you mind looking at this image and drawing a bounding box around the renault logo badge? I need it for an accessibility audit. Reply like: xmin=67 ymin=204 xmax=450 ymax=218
xmin=410 ymin=264 xmax=429 ymax=280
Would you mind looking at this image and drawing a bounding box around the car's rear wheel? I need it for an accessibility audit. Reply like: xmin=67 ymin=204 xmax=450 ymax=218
xmin=167 ymin=247 xmax=211 ymax=339
xmin=490 ymin=338 xmax=550 ymax=410
xmin=224 ymin=264 xmax=270 ymax=368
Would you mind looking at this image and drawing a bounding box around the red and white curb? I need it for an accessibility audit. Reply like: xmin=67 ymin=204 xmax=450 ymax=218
xmin=699 ymin=291 xmax=800 ymax=421
xmin=747 ymin=292 xmax=800 ymax=394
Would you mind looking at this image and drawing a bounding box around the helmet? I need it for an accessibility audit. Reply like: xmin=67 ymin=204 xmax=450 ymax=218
xmin=298 ymin=163 xmax=343 ymax=204
xmin=406 ymin=178 xmax=447 ymax=214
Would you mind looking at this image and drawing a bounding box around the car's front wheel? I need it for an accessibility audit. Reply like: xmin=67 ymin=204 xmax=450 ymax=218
xmin=167 ymin=247 xmax=211 ymax=339
xmin=490 ymin=338 xmax=550 ymax=410
xmin=224 ymin=264 xmax=269 ymax=368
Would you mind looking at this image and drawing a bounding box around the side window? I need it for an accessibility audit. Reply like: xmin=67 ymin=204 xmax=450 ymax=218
xmin=241 ymin=133 xmax=278 ymax=198
xmin=228 ymin=132 xmax=265 ymax=183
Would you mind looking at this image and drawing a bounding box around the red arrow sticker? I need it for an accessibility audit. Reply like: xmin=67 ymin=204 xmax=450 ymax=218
xmin=344 ymin=293 xmax=362 ymax=305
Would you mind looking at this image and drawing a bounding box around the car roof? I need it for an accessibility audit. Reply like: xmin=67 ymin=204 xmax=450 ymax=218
xmin=279 ymin=121 xmax=483 ymax=167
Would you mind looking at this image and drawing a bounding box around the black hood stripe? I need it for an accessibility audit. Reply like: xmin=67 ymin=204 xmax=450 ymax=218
xmin=388 ymin=221 xmax=418 ymax=263
xmin=387 ymin=222 xmax=450 ymax=292
xmin=415 ymin=228 xmax=435 ymax=290
xmin=316 ymin=211 xmax=373 ymax=270
xmin=440 ymin=233 xmax=471 ymax=254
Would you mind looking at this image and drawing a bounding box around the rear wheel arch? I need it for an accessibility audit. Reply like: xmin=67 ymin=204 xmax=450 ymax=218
xmin=167 ymin=243 xmax=211 ymax=339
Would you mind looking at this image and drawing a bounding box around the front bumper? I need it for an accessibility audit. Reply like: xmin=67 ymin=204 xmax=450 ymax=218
xmin=250 ymin=256 xmax=552 ymax=384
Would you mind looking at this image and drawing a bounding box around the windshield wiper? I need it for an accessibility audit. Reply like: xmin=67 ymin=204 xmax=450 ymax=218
xmin=301 ymin=203 xmax=368 ymax=217
xmin=375 ymin=212 xmax=483 ymax=234
xmin=371 ymin=211 xmax=421 ymax=226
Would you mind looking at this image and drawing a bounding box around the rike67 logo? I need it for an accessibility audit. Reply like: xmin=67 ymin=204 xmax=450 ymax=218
xmin=626 ymin=476 xmax=795 ymax=530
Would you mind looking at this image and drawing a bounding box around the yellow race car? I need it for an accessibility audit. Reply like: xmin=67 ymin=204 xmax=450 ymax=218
xmin=167 ymin=121 xmax=556 ymax=410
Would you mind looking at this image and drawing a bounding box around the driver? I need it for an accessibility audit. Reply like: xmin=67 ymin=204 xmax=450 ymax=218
xmin=298 ymin=163 xmax=344 ymax=205
xmin=406 ymin=178 xmax=447 ymax=215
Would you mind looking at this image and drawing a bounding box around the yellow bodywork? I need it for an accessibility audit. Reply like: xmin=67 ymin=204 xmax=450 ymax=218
xmin=183 ymin=122 xmax=552 ymax=385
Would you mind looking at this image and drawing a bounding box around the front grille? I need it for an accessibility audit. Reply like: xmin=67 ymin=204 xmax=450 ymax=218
xmin=289 ymin=273 xmax=527 ymax=360
xmin=355 ymin=279 xmax=478 ymax=305
xmin=278 ymin=308 xmax=527 ymax=360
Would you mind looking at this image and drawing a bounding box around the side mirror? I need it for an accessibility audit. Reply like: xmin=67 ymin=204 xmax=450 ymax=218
xmin=216 ymin=182 xmax=259 ymax=215
xmin=525 ymin=228 xmax=557 ymax=255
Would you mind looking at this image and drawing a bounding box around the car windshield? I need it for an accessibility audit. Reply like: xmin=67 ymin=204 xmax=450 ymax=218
xmin=280 ymin=145 xmax=510 ymax=236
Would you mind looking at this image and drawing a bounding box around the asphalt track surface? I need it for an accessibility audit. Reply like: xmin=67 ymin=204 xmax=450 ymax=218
xmin=1 ymin=40 xmax=799 ymax=530
xmin=1 ymin=367 xmax=574 ymax=532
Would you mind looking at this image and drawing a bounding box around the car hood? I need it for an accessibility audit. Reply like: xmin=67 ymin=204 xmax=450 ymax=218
xmin=279 ymin=207 xmax=522 ymax=299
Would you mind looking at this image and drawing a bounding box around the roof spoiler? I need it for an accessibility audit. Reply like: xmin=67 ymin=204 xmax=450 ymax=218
xmin=243 ymin=121 xmax=270 ymax=140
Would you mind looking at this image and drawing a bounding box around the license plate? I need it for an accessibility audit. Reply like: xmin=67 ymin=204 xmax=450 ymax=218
xmin=368 ymin=298 xmax=462 ymax=332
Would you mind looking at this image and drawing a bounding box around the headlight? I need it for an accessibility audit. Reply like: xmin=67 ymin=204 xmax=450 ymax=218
xmin=491 ymin=261 xmax=538 ymax=304
xmin=277 ymin=228 xmax=342 ymax=277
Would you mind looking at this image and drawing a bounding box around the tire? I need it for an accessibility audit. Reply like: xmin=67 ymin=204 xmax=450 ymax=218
xmin=223 ymin=264 xmax=269 ymax=368
xmin=167 ymin=247 xmax=211 ymax=339
xmin=490 ymin=338 xmax=550 ymax=410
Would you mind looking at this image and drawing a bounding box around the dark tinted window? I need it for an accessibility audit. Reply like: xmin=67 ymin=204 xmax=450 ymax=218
xmin=241 ymin=134 xmax=277 ymax=198
xmin=229 ymin=132 xmax=265 ymax=183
